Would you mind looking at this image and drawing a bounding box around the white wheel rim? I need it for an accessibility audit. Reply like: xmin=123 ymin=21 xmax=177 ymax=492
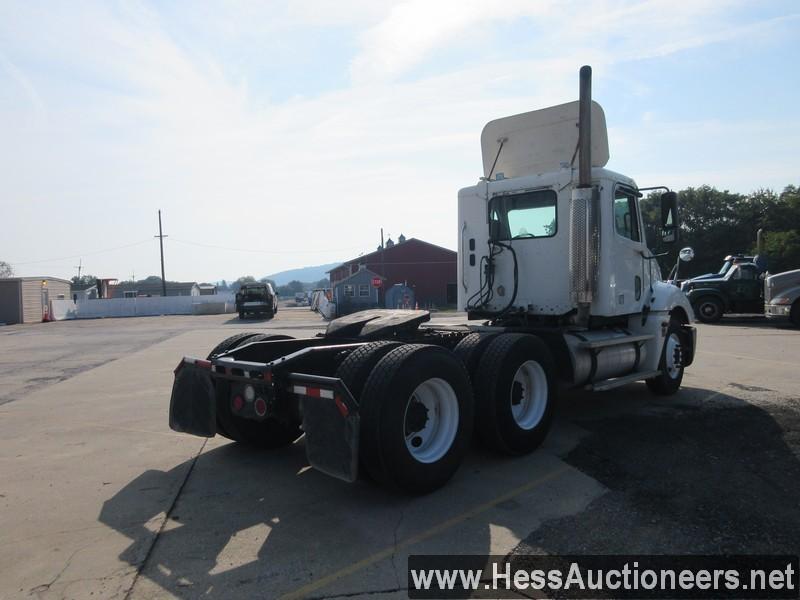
xmin=664 ymin=333 xmax=682 ymax=379
xmin=510 ymin=360 xmax=548 ymax=430
xmin=403 ymin=378 xmax=459 ymax=464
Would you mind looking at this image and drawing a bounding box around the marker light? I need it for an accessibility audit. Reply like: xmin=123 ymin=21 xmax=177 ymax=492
xmin=254 ymin=397 xmax=267 ymax=417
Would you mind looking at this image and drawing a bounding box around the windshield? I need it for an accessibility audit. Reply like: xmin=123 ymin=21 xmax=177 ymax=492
xmin=241 ymin=287 xmax=268 ymax=300
xmin=489 ymin=190 xmax=557 ymax=240
xmin=718 ymin=260 xmax=734 ymax=275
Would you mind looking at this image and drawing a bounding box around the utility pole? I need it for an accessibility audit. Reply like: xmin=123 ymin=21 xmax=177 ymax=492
xmin=155 ymin=210 xmax=168 ymax=297
xmin=73 ymin=258 xmax=82 ymax=281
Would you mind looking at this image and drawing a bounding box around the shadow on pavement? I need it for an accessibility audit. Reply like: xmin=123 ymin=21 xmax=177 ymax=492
xmin=98 ymin=383 xmax=800 ymax=598
xmin=518 ymin=384 xmax=800 ymax=554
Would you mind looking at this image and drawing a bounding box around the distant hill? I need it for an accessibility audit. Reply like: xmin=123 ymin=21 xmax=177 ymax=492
xmin=264 ymin=262 xmax=340 ymax=285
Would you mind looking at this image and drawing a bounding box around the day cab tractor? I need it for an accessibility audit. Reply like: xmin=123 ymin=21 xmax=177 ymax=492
xmin=169 ymin=66 xmax=697 ymax=494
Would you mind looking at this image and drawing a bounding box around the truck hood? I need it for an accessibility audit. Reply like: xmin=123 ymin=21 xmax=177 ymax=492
xmin=689 ymin=273 xmax=720 ymax=281
xmin=686 ymin=276 xmax=726 ymax=285
xmin=766 ymin=269 xmax=800 ymax=296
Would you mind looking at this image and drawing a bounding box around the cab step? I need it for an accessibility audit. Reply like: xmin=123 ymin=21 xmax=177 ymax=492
xmin=587 ymin=369 xmax=661 ymax=391
xmin=577 ymin=334 xmax=653 ymax=350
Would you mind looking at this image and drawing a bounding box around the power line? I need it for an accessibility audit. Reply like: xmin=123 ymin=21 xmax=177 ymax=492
xmin=167 ymin=238 xmax=366 ymax=255
xmin=9 ymin=239 xmax=154 ymax=266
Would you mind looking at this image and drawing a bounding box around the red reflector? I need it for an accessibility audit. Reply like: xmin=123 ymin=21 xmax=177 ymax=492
xmin=306 ymin=387 xmax=321 ymax=398
xmin=195 ymin=359 xmax=212 ymax=370
xmin=335 ymin=396 xmax=349 ymax=417
xmin=263 ymin=371 xmax=272 ymax=383
xmin=254 ymin=397 xmax=267 ymax=417
xmin=232 ymin=395 xmax=244 ymax=412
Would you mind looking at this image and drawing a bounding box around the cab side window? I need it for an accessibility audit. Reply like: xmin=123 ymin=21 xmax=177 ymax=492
xmin=738 ymin=265 xmax=757 ymax=280
xmin=614 ymin=188 xmax=641 ymax=242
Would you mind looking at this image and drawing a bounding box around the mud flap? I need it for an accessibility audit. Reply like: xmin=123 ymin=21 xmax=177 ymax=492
xmin=293 ymin=375 xmax=359 ymax=483
xmin=169 ymin=361 xmax=216 ymax=437
xmin=680 ymin=324 xmax=697 ymax=367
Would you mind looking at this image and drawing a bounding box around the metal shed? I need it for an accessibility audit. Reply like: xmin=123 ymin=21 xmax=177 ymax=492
xmin=0 ymin=277 xmax=72 ymax=325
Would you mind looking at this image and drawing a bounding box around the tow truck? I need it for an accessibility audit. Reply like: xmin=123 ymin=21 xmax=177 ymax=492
xmin=169 ymin=67 xmax=696 ymax=494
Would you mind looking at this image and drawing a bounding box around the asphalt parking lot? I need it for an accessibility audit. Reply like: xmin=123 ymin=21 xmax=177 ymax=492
xmin=1 ymin=311 xmax=798 ymax=599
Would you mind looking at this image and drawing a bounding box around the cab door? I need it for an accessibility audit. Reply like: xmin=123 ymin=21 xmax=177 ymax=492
xmin=728 ymin=264 xmax=762 ymax=312
xmin=610 ymin=185 xmax=648 ymax=315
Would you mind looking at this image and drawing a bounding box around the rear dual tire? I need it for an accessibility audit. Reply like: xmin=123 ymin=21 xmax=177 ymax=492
xmin=473 ymin=334 xmax=557 ymax=455
xmin=357 ymin=344 xmax=474 ymax=494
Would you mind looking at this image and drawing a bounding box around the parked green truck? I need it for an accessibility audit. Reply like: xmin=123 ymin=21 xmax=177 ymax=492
xmin=682 ymin=262 xmax=800 ymax=326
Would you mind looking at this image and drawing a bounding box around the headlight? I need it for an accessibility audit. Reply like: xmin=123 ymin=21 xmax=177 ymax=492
xmin=772 ymin=297 xmax=792 ymax=305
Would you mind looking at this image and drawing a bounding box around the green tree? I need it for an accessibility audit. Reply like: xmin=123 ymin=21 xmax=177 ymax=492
xmin=640 ymin=184 xmax=800 ymax=278
xmin=285 ymin=280 xmax=304 ymax=294
xmin=70 ymin=274 xmax=97 ymax=286
xmin=231 ymin=276 xmax=257 ymax=292
xmin=313 ymin=278 xmax=330 ymax=289
xmin=259 ymin=277 xmax=278 ymax=288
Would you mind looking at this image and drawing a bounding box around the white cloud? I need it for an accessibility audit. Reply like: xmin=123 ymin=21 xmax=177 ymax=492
xmin=0 ymin=1 xmax=797 ymax=281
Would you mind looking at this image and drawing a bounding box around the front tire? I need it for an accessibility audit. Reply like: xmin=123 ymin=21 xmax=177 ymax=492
xmin=693 ymin=296 xmax=723 ymax=323
xmin=646 ymin=318 xmax=686 ymax=395
xmin=474 ymin=334 xmax=556 ymax=455
xmin=790 ymin=301 xmax=800 ymax=328
xmin=359 ymin=344 xmax=474 ymax=494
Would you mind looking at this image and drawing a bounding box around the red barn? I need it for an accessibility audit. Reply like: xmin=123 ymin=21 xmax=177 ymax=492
xmin=328 ymin=236 xmax=457 ymax=308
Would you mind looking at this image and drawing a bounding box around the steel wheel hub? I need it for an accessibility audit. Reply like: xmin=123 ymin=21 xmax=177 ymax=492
xmin=403 ymin=378 xmax=459 ymax=464
xmin=510 ymin=360 xmax=548 ymax=430
xmin=665 ymin=333 xmax=683 ymax=379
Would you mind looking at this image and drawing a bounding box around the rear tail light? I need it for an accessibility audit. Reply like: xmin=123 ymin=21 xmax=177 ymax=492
xmin=254 ymin=397 xmax=267 ymax=417
xmin=232 ymin=395 xmax=244 ymax=413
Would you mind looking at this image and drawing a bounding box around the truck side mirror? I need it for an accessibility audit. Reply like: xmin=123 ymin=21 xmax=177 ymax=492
xmin=660 ymin=191 xmax=678 ymax=244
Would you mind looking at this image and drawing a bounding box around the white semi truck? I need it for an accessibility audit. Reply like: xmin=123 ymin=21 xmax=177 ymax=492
xmin=169 ymin=66 xmax=696 ymax=494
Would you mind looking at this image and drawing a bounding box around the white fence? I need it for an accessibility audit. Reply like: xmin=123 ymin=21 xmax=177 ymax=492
xmin=50 ymin=293 xmax=237 ymax=320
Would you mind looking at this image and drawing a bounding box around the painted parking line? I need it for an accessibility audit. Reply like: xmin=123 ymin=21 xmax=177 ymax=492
xmin=279 ymin=464 xmax=570 ymax=600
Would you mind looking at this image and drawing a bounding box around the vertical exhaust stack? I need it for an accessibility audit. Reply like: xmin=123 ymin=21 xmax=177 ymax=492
xmin=578 ymin=65 xmax=592 ymax=187
xmin=570 ymin=65 xmax=597 ymax=326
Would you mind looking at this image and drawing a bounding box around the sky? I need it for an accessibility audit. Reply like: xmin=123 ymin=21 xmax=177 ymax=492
xmin=1 ymin=0 xmax=798 ymax=283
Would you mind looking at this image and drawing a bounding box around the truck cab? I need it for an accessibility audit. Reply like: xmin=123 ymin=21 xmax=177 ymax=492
xmin=682 ymin=261 xmax=763 ymax=322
